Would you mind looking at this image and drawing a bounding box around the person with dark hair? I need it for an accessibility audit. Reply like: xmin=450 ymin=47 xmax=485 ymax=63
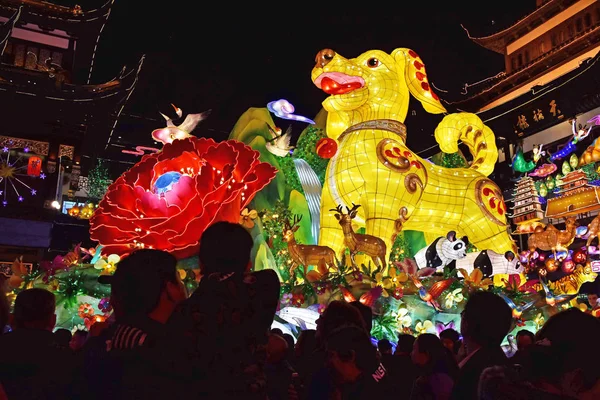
xmin=410 ymin=333 xmax=457 ymax=400
xmin=198 ymin=220 xmax=255 ymax=276
xmin=0 ymin=288 xmax=76 ymax=399
xmin=316 ymin=300 xmax=367 ymax=341
xmin=479 ymin=308 xmax=600 ymax=399
xmin=320 ymin=323 xmax=391 ymax=399
xmin=395 ymin=333 xmax=416 ymax=356
xmin=295 ymin=329 xmax=317 ymax=378
xmin=53 ymin=328 xmax=72 ymax=350
xmin=515 ymin=329 xmax=534 ymax=352
xmin=450 ymin=291 xmax=512 ymax=400
xmin=306 ymin=301 xmax=374 ymax=399
xmin=439 ymin=328 xmax=461 ymax=357
xmin=84 ymin=249 xmax=191 ymax=399
xmin=377 ymin=338 xmax=393 ymax=356
xmin=265 ymin=333 xmax=298 ymax=400
xmin=350 ymin=300 xmax=373 ymax=334
xmin=282 ymin=333 xmax=296 ymax=365
xmin=174 ymin=221 xmax=280 ymax=399
xmin=70 ymin=329 xmax=88 ymax=352
xmin=391 ymin=334 xmax=418 ymax=399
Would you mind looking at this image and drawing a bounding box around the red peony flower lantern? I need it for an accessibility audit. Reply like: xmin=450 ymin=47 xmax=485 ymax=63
xmin=316 ymin=138 xmax=338 ymax=159
xmin=89 ymin=137 xmax=277 ymax=259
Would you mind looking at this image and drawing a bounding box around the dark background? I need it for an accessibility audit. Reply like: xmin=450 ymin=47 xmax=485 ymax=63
xmin=53 ymin=0 xmax=534 ymax=153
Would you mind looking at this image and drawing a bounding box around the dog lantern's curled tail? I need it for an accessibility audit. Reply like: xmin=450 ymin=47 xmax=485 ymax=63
xmin=434 ymin=112 xmax=498 ymax=177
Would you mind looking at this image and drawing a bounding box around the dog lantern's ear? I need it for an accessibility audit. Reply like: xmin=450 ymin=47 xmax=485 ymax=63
xmin=391 ymin=48 xmax=447 ymax=115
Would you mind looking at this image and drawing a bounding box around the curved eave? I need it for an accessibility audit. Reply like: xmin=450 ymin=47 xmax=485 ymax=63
xmin=0 ymin=55 xmax=145 ymax=102
xmin=0 ymin=0 xmax=113 ymax=28
xmin=448 ymin=32 xmax=600 ymax=110
xmin=0 ymin=6 xmax=20 ymax=51
xmin=462 ymin=0 xmax=562 ymax=54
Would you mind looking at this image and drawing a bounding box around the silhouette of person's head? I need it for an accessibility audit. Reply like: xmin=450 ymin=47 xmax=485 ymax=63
xmin=377 ymin=338 xmax=393 ymax=355
xmin=99 ymin=249 xmax=186 ymax=322
xmin=69 ymin=329 xmax=88 ymax=351
xmin=12 ymin=288 xmax=56 ymax=331
xmin=316 ymin=300 xmax=366 ymax=341
xmin=534 ymin=308 xmax=600 ymax=394
xmin=295 ymin=329 xmax=317 ymax=358
xmin=199 ymin=222 xmax=253 ymax=276
xmin=267 ymin=333 xmax=289 ymax=364
xmin=395 ymin=334 xmax=415 ymax=356
xmin=461 ymin=291 xmax=512 ymax=348
xmin=412 ymin=334 xmax=454 ymax=374
xmin=440 ymin=328 xmax=461 ymax=355
xmin=350 ymin=300 xmax=373 ymax=334
xmin=53 ymin=328 xmax=72 ymax=348
xmin=326 ymin=323 xmax=380 ymax=384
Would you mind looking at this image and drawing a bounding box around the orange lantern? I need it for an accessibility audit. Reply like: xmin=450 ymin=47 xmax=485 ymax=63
xmin=68 ymin=205 xmax=81 ymax=217
xmin=27 ymin=156 xmax=42 ymax=177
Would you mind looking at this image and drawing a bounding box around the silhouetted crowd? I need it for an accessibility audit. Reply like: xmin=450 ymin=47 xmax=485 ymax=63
xmin=1 ymin=221 xmax=600 ymax=399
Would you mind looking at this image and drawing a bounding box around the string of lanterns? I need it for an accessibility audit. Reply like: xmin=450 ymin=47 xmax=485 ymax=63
xmin=67 ymin=202 xmax=97 ymax=219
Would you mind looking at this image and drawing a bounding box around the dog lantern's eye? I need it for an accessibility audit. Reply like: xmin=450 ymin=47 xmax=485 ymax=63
xmin=367 ymin=58 xmax=380 ymax=68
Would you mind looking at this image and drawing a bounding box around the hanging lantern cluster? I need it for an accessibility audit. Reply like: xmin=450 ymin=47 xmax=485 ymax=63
xmin=67 ymin=203 xmax=97 ymax=219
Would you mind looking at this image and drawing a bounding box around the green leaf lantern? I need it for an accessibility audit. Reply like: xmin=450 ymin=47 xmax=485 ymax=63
xmin=539 ymin=182 xmax=548 ymax=197
xmin=555 ymin=173 xmax=563 ymax=187
xmin=562 ymin=161 xmax=572 ymax=176
xmin=545 ymin=175 xmax=555 ymax=190
xmin=569 ymin=153 xmax=579 ymax=170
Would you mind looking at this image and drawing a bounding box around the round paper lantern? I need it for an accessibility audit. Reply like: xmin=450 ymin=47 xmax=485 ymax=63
xmin=316 ymin=138 xmax=338 ymax=159
xmin=79 ymin=204 xmax=94 ymax=219
xmin=562 ymin=259 xmax=575 ymax=274
xmin=545 ymin=258 xmax=558 ymax=272
xmin=68 ymin=205 xmax=80 ymax=217
xmin=572 ymin=248 xmax=587 ymax=264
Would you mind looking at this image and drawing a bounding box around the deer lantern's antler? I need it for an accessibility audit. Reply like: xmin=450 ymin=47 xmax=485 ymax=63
xmin=283 ymin=218 xmax=292 ymax=231
xmin=346 ymin=203 xmax=361 ymax=215
xmin=291 ymin=214 xmax=302 ymax=231
xmin=329 ymin=204 xmax=344 ymax=214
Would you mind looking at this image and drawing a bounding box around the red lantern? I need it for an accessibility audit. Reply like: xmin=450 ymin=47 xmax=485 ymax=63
xmin=316 ymin=138 xmax=338 ymax=159
xmin=562 ymin=259 xmax=575 ymax=274
xmin=27 ymin=156 xmax=42 ymax=176
xmin=573 ymin=248 xmax=587 ymax=264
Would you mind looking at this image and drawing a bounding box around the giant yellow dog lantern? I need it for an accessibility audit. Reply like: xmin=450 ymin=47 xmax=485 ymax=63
xmin=311 ymin=48 xmax=516 ymax=257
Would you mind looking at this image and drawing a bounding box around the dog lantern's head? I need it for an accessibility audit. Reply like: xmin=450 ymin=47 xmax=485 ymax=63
xmin=311 ymin=48 xmax=446 ymax=139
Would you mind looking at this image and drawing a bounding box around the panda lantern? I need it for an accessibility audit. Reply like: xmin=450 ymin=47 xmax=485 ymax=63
xmin=414 ymin=231 xmax=469 ymax=273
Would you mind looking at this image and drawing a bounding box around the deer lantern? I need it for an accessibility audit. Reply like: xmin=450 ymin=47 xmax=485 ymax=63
xmin=331 ymin=204 xmax=387 ymax=270
xmin=283 ymin=214 xmax=338 ymax=279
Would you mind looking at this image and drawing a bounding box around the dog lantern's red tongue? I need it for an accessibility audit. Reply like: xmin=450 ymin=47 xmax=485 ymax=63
xmin=320 ymin=77 xmax=363 ymax=95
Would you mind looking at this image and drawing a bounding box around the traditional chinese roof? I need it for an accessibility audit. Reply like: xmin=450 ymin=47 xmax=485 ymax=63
xmin=512 ymin=193 xmax=541 ymax=204
xmin=0 ymin=55 xmax=144 ymax=101
xmin=463 ymin=0 xmax=575 ymax=54
xmin=478 ymin=49 xmax=600 ymax=143
xmin=558 ymin=169 xmax=587 ymax=184
xmin=0 ymin=1 xmax=113 ymax=28
xmin=449 ymin=28 xmax=600 ymax=113
xmin=0 ymin=6 xmax=20 ymax=53
xmin=545 ymin=186 xmax=600 ymax=218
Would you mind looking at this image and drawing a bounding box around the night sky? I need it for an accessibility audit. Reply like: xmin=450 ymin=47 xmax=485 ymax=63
xmin=58 ymin=1 xmax=535 ymax=151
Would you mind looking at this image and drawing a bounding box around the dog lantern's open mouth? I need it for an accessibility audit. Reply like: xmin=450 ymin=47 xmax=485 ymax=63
xmin=314 ymin=72 xmax=365 ymax=95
